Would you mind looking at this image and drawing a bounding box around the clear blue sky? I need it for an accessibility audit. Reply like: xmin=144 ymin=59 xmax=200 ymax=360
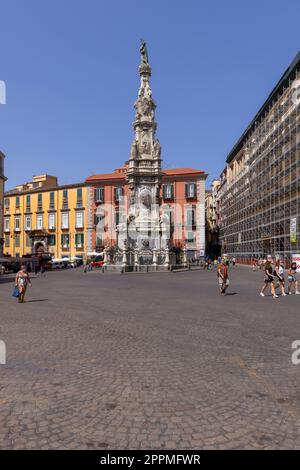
xmin=1 ymin=0 xmax=300 ymax=189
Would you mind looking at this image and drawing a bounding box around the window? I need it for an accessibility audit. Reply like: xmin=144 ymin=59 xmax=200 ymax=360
xmin=25 ymin=215 xmax=31 ymax=231
xmin=114 ymin=187 xmax=124 ymax=202
xmin=185 ymin=183 xmax=197 ymax=199
xmin=162 ymin=209 xmax=173 ymax=225
xmin=62 ymin=190 xmax=68 ymax=208
xmin=95 ymin=213 xmax=105 ymax=227
xmin=15 ymin=233 xmax=20 ymax=247
xmin=75 ymin=211 xmax=84 ymax=228
xmin=5 ymin=234 xmax=10 ymax=247
xmin=77 ymin=188 xmax=83 ymax=207
xmin=61 ymin=212 xmax=69 ymax=229
xmin=49 ymin=192 xmax=55 ymax=209
xmin=48 ymin=234 xmax=56 ymax=246
xmin=75 ymin=233 xmax=84 ymax=248
xmin=95 ymin=213 xmax=105 ymax=226
xmin=38 ymin=193 xmax=43 ymax=211
xmin=26 ymin=234 xmax=31 ymax=247
xmin=186 ymin=231 xmax=195 ymax=243
xmin=61 ymin=234 xmax=70 ymax=248
xmin=95 ymin=188 xmax=104 ymax=203
xmin=14 ymin=216 xmax=20 ymax=231
xmin=4 ymin=217 xmax=10 ymax=232
xmin=186 ymin=207 xmax=196 ymax=227
xmin=26 ymin=195 xmax=31 ymax=210
xmin=4 ymin=198 xmax=9 ymax=209
xmin=115 ymin=210 xmax=120 ymax=226
xmin=48 ymin=213 xmax=55 ymax=230
xmin=36 ymin=214 xmax=43 ymax=230
xmin=96 ymin=236 xmax=103 ymax=247
xmin=15 ymin=196 xmax=20 ymax=209
xmin=163 ymin=184 xmax=174 ymax=200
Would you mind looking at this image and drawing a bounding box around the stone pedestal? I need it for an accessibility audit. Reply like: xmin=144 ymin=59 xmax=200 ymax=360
xmin=122 ymin=242 xmax=127 ymax=267
xmin=103 ymin=247 xmax=108 ymax=264
xmin=152 ymin=248 xmax=157 ymax=270
xmin=164 ymin=248 xmax=170 ymax=267
xmin=134 ymin=249 xmax=139 ymax=268
xmin=183 ymin=246 xmax=188 ymax=267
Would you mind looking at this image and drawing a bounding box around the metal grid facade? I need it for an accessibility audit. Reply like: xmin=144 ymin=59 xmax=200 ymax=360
xmin=219 ymin=65 xmax=300 ymax=261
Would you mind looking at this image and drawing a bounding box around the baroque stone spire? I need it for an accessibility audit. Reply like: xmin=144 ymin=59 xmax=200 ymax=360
xmin=125 ymin=42 xmax=163 ymax=251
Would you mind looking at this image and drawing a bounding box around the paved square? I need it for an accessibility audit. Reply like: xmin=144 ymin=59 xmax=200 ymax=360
xmin=0 ymin=267 xmax=300 ymax=449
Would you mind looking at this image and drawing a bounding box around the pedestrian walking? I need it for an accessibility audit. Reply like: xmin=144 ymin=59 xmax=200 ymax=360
xmin=15 ymin=265 xmax=32 ymax=303
xmin=217 ymin=257 xmax=229 ymax=295
xmin=232 ymin=257 xmax=236 ymax=267
xmin=287 ymin=262 xmax=300 ymax=295
xmin=274 ymin=259 xmax=287 ymax=296
xmin=260 ymin=256 xmax=278 ymax=298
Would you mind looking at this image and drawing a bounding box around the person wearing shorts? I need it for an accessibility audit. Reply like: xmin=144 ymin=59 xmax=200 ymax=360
xmin=274 ymin=259 xmax=287 ymax=297
xmin=260 ymin=256 xmax=278 ymax=298
xmin=287 ymin=262 xmax=300 ymax=295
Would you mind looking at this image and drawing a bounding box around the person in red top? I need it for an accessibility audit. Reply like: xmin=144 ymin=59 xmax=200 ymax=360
xmin=217 ymin=257 xmax=229 ymax=295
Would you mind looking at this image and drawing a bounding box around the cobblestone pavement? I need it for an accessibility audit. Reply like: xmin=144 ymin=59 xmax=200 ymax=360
xmin=0 ymin=266 xmax=300 ymax=449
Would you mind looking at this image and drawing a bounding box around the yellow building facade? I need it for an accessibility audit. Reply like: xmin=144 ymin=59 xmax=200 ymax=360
xmin=0 ymin=151 xmax=7 ymax=256
xmin=3 ymin=175 xmax=88 ymax=260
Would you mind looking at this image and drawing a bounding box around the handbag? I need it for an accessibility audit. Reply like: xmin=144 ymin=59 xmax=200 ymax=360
xmin=12 ymin=286 xmax=20 ymax=298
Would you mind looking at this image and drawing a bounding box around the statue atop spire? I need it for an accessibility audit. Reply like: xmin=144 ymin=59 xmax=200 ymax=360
xmin=140 ymin=39 xmax=149 ymax=65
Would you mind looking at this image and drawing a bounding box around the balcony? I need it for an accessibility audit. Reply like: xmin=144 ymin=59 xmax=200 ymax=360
xmin=75 ymin=245 xmax=84 ymax=251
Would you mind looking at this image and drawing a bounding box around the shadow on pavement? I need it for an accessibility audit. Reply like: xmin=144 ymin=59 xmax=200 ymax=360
xmin=24 ymin=299 xmax=49 ymax=303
